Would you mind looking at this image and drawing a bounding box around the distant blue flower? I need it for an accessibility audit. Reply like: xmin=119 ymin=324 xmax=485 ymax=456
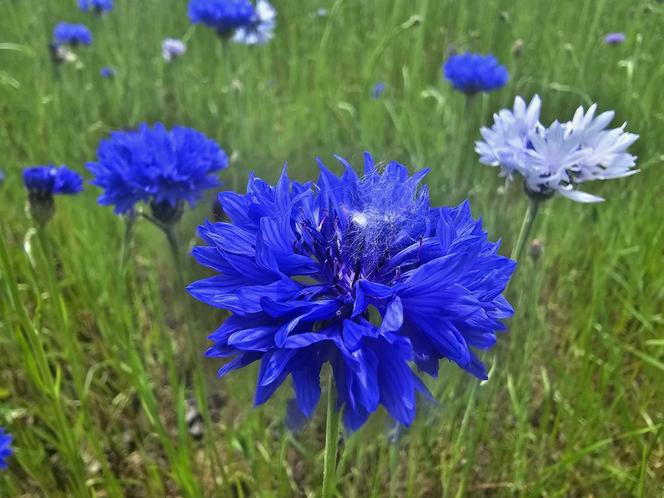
xmin=232 ymin=0 xmax=276 ymax=45
xmin=23 ymin=165 xmax=84 ymax=195
xmin=188 ymin=153 xmax=515 ymax=430
xmin=100 ymin=66 xmax=115 ymax=78
xmin=371 ymin=82 xmax=386 ymax=99
xmin=162 ymin=38 xmax=187 ymax=62
xmin=476 ymin=95 xmax=639 ymax=202
xmin=443 ymin=52 xmax=509 ymax=94
xmin=23 ymin=166 xmax=83 ymax=223
xmin=87 ymin=123 xmax=228 ymax=219
xmin=0 ymin=170 xmax=4 ymax=185
xmin=0 ymin=428 xmax=11 ymax=470
xmin=78 ymin=0 xmax=113 ymax=14
xmin=188 ymin=0 xmax=256 ymax=38
xmin=603 ymin=32 xmax=625 ymax=45
xmin=53 ymin=23 xmax=93 ymax=46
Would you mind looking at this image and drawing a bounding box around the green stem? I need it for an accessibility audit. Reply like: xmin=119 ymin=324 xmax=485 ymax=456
xmin=163 ymin=223 xmax=199 ymax=366
xmin=162 ymin=222 xmax=227 ymax=492
xmin=510 ymin=198 xmax=540 ymax=262
xmin=322 ymin=372 xmax=341 ymax=498
xmin=120 ymin=214 xmax=135 ymax=275
xmin=454 ymin=93 xmax=478 ymax=188
xmin=164 ymin=223 xmax=185 ymax=288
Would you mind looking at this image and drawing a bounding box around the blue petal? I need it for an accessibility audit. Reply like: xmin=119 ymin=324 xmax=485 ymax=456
xmin=380 ymin=297 xmax=403 ymax=333
xmin=292 ymin=369 xmax=321 ymax=417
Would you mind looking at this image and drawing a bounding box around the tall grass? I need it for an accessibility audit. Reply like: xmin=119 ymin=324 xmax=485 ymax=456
xmin=0 ymin=0 xmax=662 ymax=496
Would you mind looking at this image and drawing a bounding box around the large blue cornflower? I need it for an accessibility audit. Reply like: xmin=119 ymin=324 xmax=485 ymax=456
xmin=232 ymin=0 xmax=276 ymax=45
xmin=443 ymin=52 xmax=509 ymax=94
xmin=53 ymin=23 xmax=93 ymax=46
xmin=476 ymin=95 xmax=639 ymax=202
xmin=188 ymin=0 xmax=256 ymax=38
xmin=87 ymin=123 xmax=228 ymax=221
xmin=78 ymin=0 xmax=113 ymax=14
xmin=23 ymin=165 xmax=84 ymax=195
xmin=0 ymin=428 xmax=11 ymax=470
xmin=188 ymin=153 xmax=516 ymax=430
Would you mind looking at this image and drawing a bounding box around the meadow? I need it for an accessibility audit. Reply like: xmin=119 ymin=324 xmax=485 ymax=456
xmin=1 ymin=0 xmax=663 ymax=496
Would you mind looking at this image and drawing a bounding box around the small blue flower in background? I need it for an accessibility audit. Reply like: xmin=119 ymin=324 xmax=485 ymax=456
xmin=188 ymin=0 xmax=256 ymax=38
xmin=78 ymin=0 xmax=113 ymax=14
xmin=443 ymin=52 xmax=509 ymax=94
xmin=0 ymin=170 xmax=5 ymax=185
xmin=232 ymin=0 xmax=277 ymax=45
xmin=23 ymin=166 xmax=83 ymax=224
xmin=23 ymin=165 xmax=84 ymax=195
xmin=371 ymin=82 xmax=386 ymax=99
xmin=100 ymin=66 xmax=115 ymax=78
xmin=476 ymin=95 xmax=639 ymax=202
xmin=0 ymin=428 xmax=12 ymax=470
xmin=162 ymin=38 xmax=187 ymax=62
xmin=603 ymin=32 xmax=625 ymax=45
xmin=87 ymin=123 xmax=228 ymax=222
xmin=188 ymin=153 xmax=515 ymax=430
xmin=53 ymin=23 xmax=93 ymax=46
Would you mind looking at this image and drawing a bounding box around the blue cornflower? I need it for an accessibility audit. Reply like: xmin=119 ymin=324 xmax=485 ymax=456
xmin=162 ymin=38 xmax=187 ymax=62
xmin=476 ymin=95 xmax=639 ymax=202
xmin=188 ymin=153 xmax=516 ymax=430
xmin=23 ymin=165 xmax=84 ymax=195
xmin=53 ymin=23 xmax=93 ymax=46
xmin=23 ymin=165 xmax=83 ymax=224
xmin=78 ymin=0 xmax=113 ymax=14
xmin=100 ymin=66 xmax=115 ymax=78
xmin=232 ymin=0 xmax=276 ymax=45
xmin=371 ymin=82 xmax=386 ymax=99
xmin=604 ymin=32 xmax=625 ymax=45
xmin=443 ymin=52 xmax=509 ymax=94
xmin=87 ymin=123 xmax=228 ymax=221
xmin=0 ymin=428 xmax=11 ymax=470
xmin=188 ymin=0 xmax=256 ymax=38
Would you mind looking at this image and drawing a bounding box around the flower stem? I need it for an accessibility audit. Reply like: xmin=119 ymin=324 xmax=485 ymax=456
xmin=164 ymin=223 xmax=185 ymax=288
xmin=511 ymin=198 xmax=540 ymax=262
xmin=120 ymin=214 xmax=135 ymax=275
xmin=163 ymin=223 xmax=197 ymax=361
xmin=161 ymin=222 xmax=228 ymax=492
xmin=322 ymin=372 xmax=341 ymax=498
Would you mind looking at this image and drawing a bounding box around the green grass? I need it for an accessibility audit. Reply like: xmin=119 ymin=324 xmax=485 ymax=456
xmin=1 ymin=0 xmax=663 ymax=496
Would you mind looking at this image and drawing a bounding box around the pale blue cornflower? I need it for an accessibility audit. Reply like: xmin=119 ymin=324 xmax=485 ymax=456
xmin=232 ymin=0 xmax=276 ymax=45
xmin=476 ymin=95 xmax=638 ymax=202
xmin=604 ymin=32 xmax=625 ymax=45
xmin=162 ymin=38 xmax=187 ymax=62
